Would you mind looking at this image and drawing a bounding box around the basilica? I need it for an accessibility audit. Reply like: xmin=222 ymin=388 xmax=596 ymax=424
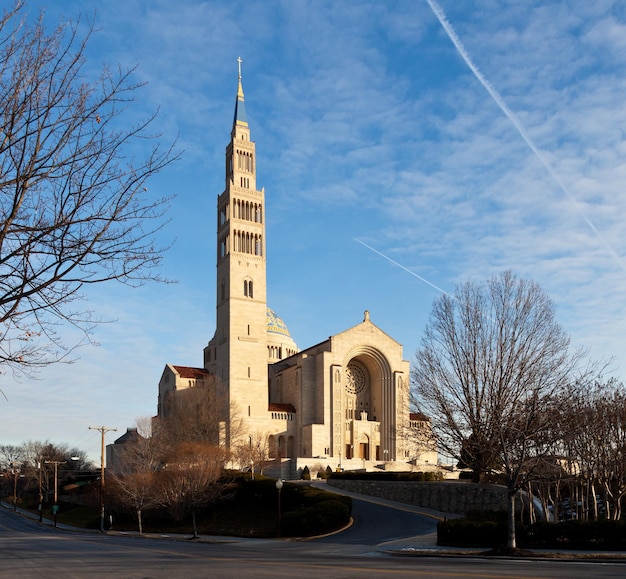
xmin=153 ymin=64 xmax=436 ymax=477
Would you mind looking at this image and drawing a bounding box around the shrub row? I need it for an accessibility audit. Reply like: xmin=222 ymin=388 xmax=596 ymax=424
xmin=301 ymin=465 xmax=333 ymax=480
xmin=329 ymin=470 xmax=445 ymax=482
xmin=522 ymin=519 xmax=626 ymax=550
xmin=438 ymin=511 xmax=626 ymax=550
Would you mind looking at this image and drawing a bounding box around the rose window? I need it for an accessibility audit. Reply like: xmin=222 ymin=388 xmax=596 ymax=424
xmin=345 ymin=361 xmax=367 ymax=394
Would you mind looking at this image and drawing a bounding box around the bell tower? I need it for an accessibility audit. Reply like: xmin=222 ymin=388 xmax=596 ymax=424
xmin=205 ymin=59 xmax=269 ymax=443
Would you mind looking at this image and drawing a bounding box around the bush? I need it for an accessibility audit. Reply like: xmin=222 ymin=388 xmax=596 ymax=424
xmin=438 ymin=511 xmax=508 ymax=547
xmin=281 ymin=497 xmax=351 ymax=537
xmin=301 ymin=466 xmax=311 ymax=480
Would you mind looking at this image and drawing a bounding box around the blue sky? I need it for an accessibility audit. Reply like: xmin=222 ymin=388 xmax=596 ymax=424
xmin=3 ymin=0 xmax=626 ymax=463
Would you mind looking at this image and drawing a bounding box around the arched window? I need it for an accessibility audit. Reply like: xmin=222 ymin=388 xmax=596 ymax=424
xmin=244 ymin=279 xmax=253 ymax=298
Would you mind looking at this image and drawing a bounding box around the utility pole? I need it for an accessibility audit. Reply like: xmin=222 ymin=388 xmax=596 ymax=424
xmin=89 ymin=425 xmax=117 ymax=533
xmin=38 ymin=462 xmax=43 ymax=522
xmin=44 ymin=460 xmax=66 ymax=527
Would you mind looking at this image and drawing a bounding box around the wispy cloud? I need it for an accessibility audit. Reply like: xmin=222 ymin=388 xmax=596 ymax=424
xmin=425 ymin=0 xmax=626 ymax=274
xmin=4 ymin=1 xmax=626 ymax=460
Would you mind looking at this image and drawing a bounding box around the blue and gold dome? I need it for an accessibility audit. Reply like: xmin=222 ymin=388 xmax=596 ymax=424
xmin=266 ymin=307 xmax=298 ymax=361
xmin=266 ymin=308 xmax=292 ymax=337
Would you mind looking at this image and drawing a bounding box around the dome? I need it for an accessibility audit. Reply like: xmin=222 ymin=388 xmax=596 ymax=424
xmin=266 ymin=307 xmax=298 ymax=362
xmin=266 ymin=307 xmax=293 ymax=338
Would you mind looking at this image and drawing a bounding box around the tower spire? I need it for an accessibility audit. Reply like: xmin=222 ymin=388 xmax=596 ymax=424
xmin=233 ymin=56 xmax=248 ymax=128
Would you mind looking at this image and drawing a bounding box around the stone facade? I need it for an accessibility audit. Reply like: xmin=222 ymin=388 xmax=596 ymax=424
xmin=154 ymin=64 xmax=435 ymax=474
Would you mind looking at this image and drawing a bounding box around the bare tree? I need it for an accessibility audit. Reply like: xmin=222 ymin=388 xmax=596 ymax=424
xmin=110 ymin=418 xmax=164 ymax=534
xmin=233 ymin=431 xmax=272 ymax=476
xmin=412 ymin=271 xmax=591 ymax=550
xmin=0 ymin=1 xmax=177 ymax=378
xmin=0 ymin=444 xmax=23 ymax=468
xmin=567 ymin=379 xmax=626 ymax=521
xmin=159 ymin=380 xmax=245 ymax=453
xmin=160 ymin=381 xmax=223 ymax=447
xmin=158 ymin=441 xmax=228 ymax=538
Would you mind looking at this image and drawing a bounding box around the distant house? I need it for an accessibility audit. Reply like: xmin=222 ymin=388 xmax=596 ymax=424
xmin=106 ymin=427 xmax=144 ymax=475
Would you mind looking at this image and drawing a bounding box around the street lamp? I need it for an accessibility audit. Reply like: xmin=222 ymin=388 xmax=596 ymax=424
xmin=10 ymin=463 xmax=21 ymax=511
xmin=275 ymin=479 xmax=283 ymax=537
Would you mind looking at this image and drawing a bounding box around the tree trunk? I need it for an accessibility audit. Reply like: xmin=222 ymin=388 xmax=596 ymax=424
xmin=507 ymin=490 xmax=516 ymax=550
xmin=590 ymin=480 xmax=598 ymax=520
xmin=137 ymin=508 xmax=143 ymax=535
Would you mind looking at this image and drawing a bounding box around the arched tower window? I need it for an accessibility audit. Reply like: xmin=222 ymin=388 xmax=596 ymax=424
xmin=244 ymin=279 xmax=254 ymax=298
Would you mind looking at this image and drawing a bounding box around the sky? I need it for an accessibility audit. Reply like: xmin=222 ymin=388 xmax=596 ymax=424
xmin=2 ymin=0 xmax=626 ymax=464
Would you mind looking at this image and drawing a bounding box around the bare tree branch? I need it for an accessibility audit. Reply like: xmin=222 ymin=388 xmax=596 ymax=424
xmin=0 ymin=2 xmax=179 ymax=377
xmin=412 ymin=270 xmax=596 ymax=549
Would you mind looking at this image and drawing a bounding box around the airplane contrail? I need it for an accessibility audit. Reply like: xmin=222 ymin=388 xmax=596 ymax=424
xmin=425 ymin=0 xmax=626 ymax=274
xmin=354 ymin=238 xmax=453 ymax=297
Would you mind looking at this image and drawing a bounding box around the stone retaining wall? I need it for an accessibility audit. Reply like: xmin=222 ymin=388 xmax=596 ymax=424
xmin=327 ymin=479 xmax=508 ymax=515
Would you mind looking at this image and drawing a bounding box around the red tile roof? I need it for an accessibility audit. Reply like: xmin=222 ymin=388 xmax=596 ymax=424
xmin=172 ymin=365 xmax=211 ymax=379
xmin=269 ymin=402 xmax=296 ymax=413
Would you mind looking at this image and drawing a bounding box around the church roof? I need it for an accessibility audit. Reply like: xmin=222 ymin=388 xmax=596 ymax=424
xmin=113 ymin=427 xmax=144 ymax=445
xmin=172 ymin=365 xmax=211 ymax=379
xmin=269 ymin=402 xmax=296 ymax=413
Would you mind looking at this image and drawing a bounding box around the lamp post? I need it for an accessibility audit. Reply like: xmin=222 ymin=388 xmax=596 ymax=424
xmin=45 ymin=460 xmax=66 ymax=527
xmin=10 ymin=463 xmax=20 ymax=511
xmin=275 ymin=479 xmax=283 ymax=537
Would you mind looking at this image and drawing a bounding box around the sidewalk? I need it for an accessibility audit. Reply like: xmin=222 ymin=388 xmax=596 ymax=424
xmin=1 ymin=501 xmax=95 ymax=533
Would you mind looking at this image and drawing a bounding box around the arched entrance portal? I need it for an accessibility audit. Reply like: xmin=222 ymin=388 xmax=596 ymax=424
xmin=341 ymin=346 xmax=395 ymax=462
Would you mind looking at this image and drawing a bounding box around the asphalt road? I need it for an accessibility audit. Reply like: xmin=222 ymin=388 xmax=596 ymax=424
xmin=2 ymin=495 xmax=626 ymax=578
